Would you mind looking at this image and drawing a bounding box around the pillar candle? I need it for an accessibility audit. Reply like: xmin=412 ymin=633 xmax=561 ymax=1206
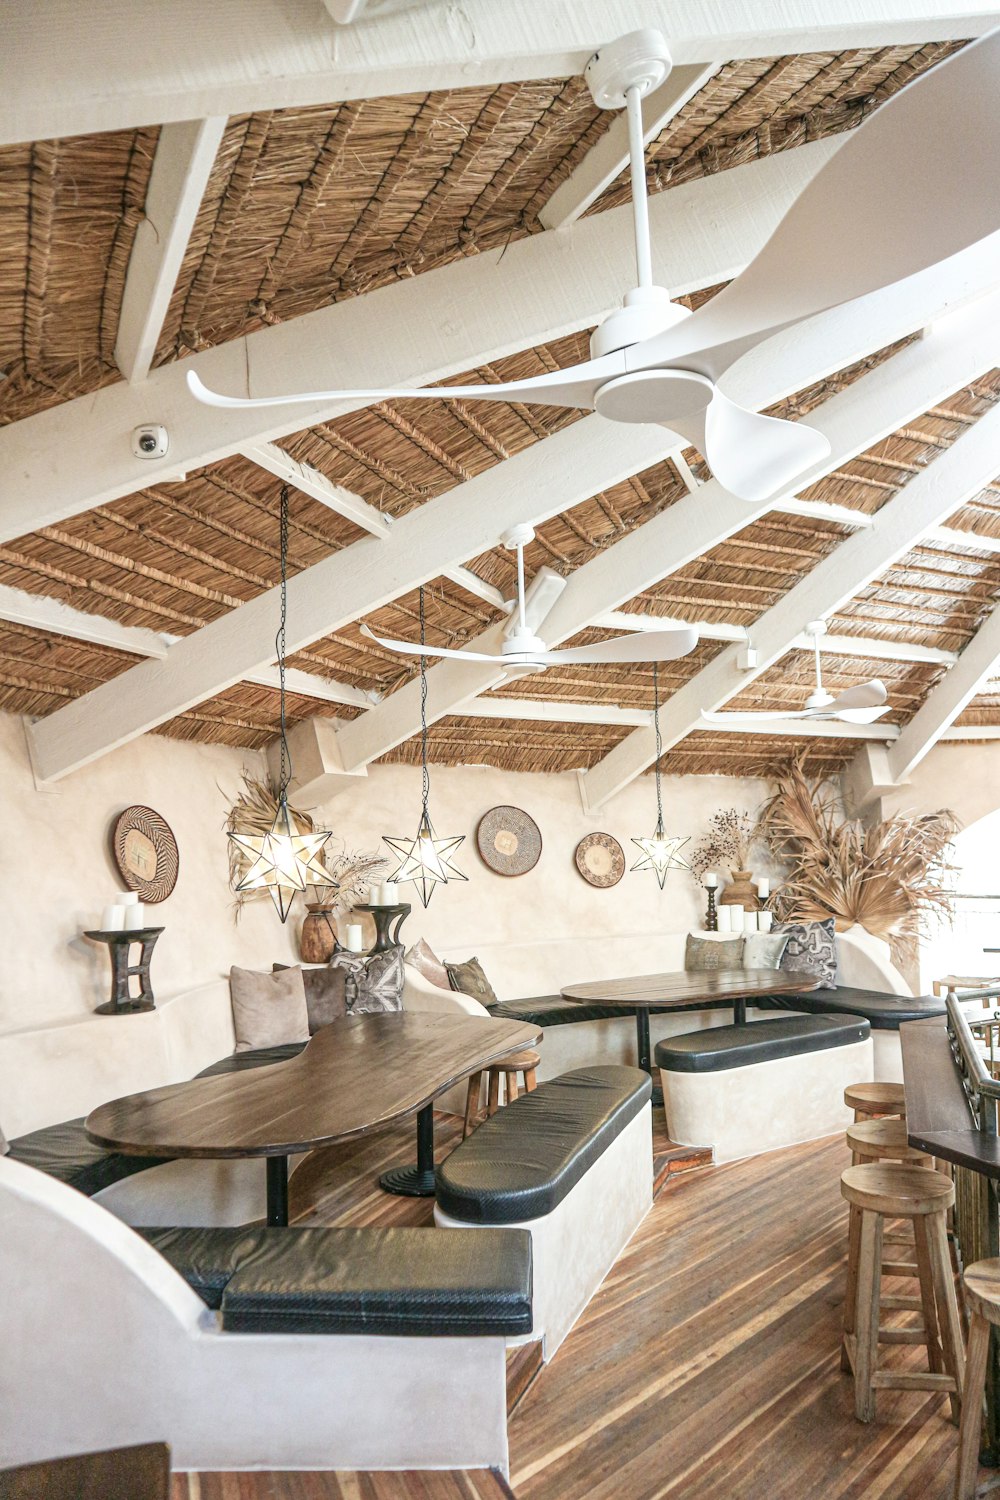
xmin=703 ymin=872 xmax=718 ymax=889
xmin=756 ymin=877 xmax=770 ymax=899
xmin=716 ymin=905 xmax=732 ymax=933
xmin=379 ymin=881 xmax=398 ymax=905
xmin=101 ymin=904 xmax=125 ymax=931
xmin=369 ymin=884 xmax=382 ymax=905
xmin=758 ymin=910 xmax=774 ymax=933
xmin=728 ymin=905 xmax=744 ymax=929
xmin=744 ymin=910 xmax=759 ymax=933
xmin=346 ymin=923 xmax=364 ymax=953
xmin=115 ymin=891 xmax=140 ymax=907
xmin=123 ymin=903 xmax=145 ymax=931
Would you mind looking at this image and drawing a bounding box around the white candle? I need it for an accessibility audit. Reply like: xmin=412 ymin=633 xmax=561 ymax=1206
xmin=744 ymin=910 xmax=759 ymax=933
xmin=716 ymin=905 xmax=732 ymax=932
xmin=758 ymin=910 xmax=774 ymax=933
xmin=123 ymin=903 xmax=145 ymax=931
xmin=380 ymin=881 xmax=398 ymax=905
xmin=703 ymin=872 xmax=718 ymax=889
xmin=115 ymin=890 xmax=140 ymax=907
xmin=756 ymin=878 xmax=770 ymax=899
xmin=346 ymin=923 xmax=364 ymax=953
xmin=729 ymin=905 xmax=744 ymax=929
xmin=101 ymin=904 xmax=125 ymax=931
xmin=369 ymin=884 xmax=382 ymax=906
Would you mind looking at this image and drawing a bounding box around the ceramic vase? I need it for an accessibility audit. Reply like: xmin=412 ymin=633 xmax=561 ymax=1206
xmin=300 ymin=903 xmax=339 ymax=964
xmin=720 ymin=869 xmax=759 ymax=909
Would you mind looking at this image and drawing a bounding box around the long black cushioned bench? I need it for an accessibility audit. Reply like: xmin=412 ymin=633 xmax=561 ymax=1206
xmin=436 ymin=1064 xmax=651 ymax=1225
xmin=139 ymin=1224 xmax=533 ymax=1337
xmin=7 ymin=1042 xmax=310 ymax=1197
xmin=654 ymin=1013 xmax=870 ymax=1074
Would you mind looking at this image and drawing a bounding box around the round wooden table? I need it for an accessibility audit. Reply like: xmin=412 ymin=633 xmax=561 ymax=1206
xmin=560 ymin=969 xmax=821 ymax=1102
xmin=86 ymin=1011 xmax=541 ymax=1219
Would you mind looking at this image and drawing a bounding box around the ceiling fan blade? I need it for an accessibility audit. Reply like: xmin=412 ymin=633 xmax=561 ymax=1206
xmin=832 ymin=679 xmax=889 ymax=711
xmin=359 ymin=623 xmax=504 ymax=664
xmin=702 ymin=389 xmax=831 ymax=502
xmin=835 ymin=705 xmax=891 ymax=724
xmin=629 ymin=29 xmax=1000 ymax=381
xmin=541 ymin=627 xmax=699 ymax=666
xmin=700 ymin=708 xmax=813 ymax=723
xmin=188 ymin=353 xmax=625 ymax=413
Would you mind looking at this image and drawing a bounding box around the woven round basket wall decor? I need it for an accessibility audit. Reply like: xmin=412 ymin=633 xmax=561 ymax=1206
xmin=476 ymin=805 xmax=542 ymax=877
xmin=574 ymin=832 xmax=625 ymax=889
xmin=112 ymin=806 xmax=180 ymax=903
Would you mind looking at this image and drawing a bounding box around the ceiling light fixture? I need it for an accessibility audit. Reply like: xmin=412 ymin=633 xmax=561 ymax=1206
xmin=631 ymin=660 xmax=690 ymax=888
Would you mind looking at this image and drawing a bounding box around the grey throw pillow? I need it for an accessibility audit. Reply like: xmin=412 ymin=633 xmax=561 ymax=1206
xmin=331 ymin=947 xmax=404 ymax=1014
xmin=404 ymin=937 xmax=451 ymax=990
xmin=774 ymin=918 xmax=838 ymax=989
xmin=230 ymin=966 xmax=310 ymax=1053
xmin=273 ymin=963 xmax=347 ymax=1032
xmin=742 ymin=932 xmax=790 ymax=970
xmin=685 ymin=933 xmax=744 ymax=971
xmin=445 ymin=957 xmax=499 ymax=1007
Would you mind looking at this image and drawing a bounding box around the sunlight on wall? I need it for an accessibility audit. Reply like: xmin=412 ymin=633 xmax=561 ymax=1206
xmin=920 ymin=807 xmax=1000 ymax=990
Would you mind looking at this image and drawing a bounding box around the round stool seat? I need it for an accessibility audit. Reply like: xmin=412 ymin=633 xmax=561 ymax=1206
xmin=844 ymin=1081 xmax=906 ymax=1117
xmin=963 ymin=1259 xmax=1000 ymax=1324
xmin=846 ymin=1117 xmax=927 ymax=1164
xmin=486 ymin=1048 xmax=541 ymax=1073
xmin=841 ymin=1162 xmax=954 ymax=1217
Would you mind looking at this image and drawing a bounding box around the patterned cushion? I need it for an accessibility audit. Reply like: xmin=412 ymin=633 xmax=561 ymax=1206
xmin=446 ymin=957 xmax=499 ymax=1007
xmin=404 ymin=937 xmax=451 ymax=991
xmin=742 ymin=932 xmax=789 ymax=970
xmin=272 ymin=963 xmax=347 ymax=1032
xmin=331 ymin=947 xmax=404 ymax=1014
xmin=774 ymin=918 xmax=838 ymax=989
xmin=684 ymin=933 xmax=744 ymax=971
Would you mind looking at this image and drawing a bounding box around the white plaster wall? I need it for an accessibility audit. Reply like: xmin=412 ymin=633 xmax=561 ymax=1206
xmin=881 ymin=741 xmax=1000 ymax=832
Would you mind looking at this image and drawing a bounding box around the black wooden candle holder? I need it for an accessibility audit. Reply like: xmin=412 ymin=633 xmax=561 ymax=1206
xmin=84 ymin=928 xmax=164 ymax=1014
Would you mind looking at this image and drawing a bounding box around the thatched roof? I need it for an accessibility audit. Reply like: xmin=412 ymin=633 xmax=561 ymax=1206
xmin=2 ymin=32 xmax=998 ymax=780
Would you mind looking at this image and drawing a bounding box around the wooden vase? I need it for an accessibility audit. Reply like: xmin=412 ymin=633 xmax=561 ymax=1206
xmin=299 ymin=904 xmax=339 ymax=964
xmin=719 ymin=869 xmax=759 ymax=909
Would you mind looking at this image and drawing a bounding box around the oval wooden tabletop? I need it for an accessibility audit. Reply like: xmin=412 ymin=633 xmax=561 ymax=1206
xmin=560 ymin=968 xmax=822 ymax=1007
xmin=86 ymin=1011 xmax=540 ymax=1159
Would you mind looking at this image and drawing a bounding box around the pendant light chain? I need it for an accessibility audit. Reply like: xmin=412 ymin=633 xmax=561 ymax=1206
xmin=419 ymin=586 xmax=430 ymax=822
xmin=653 ymin=661 xmax=664 ymax=836
xmin=276 ymin=484 xmax=292 ymax=800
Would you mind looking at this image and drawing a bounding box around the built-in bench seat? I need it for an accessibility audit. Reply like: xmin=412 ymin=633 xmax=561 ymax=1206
xmin=195 ymin=1041 xmax=307 ymax=1077
xmin=140 ymin=1223 xmax=532 ymax=1337
xmin=655 ymin=1013 xmax=873 ymax=1163
xmin=435 ymin=1065 xmax=653 ymax=1357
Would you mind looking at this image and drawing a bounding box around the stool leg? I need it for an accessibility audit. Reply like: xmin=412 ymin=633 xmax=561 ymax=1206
xmin=524 ymin=1067 xmax=537 ymax=1092
xmin=854 ymin=1209 xmax=884 ymax=1422
xmin=954 ymin=1312 xmax=990 ymax=1500
xmin=463 ymin=1073 xmax=483 ymax=1138
xmin=505 ymin=1070 xmax=518 ymax=1104
xmin=927 ymin=1212 xmax=965 ymax=1424
xmin=842 ymin=1204 xmax=862 ymax=1372
xmin=487 ymin=1071 xmax=501 ymax=1117
xmin=913 ymin=1215 xmax=944 ymax=1376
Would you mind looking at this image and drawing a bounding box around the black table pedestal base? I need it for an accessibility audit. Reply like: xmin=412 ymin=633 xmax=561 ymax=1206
xmin=635 ymin=1010 xmax=663 ymax=1106
xmin=266 ymin=1155 xmax=289 ymax=1226
xmin=381 ymin=1103 xmax=436 ymax=1198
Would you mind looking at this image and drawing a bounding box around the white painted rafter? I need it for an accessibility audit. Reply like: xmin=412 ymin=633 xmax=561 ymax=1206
xmin=886 ymin=602 xmax=1000 ymax=781
xmin=5 ymin=1 xmax=999 ymax=144
xmin=539 ymin=63 xmax=720 ymax=230
xmin=0 ymin=139 xmax=838 ymax=543
xmin=443 ymin=569 xmax=509 ymax=611
xmin=239 ymin=442 xmax=392 ymax=538
xmin=597 ymin=612 xmax=958 ymax=665
xmin=457 ymin=698 xmax=900 ymax=739
xmin=114 ymin=117 xmax=227 ymax=385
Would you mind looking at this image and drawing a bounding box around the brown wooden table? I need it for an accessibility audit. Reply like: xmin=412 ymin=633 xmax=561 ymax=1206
xmin=86 ymin=1012 xmax=540 ymax=1219
xmin=560 ymin=969 xmax=821 ymax=1102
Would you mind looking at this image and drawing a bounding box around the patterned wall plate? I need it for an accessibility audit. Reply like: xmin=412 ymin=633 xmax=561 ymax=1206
xmin=112 ymin=805 xmax=180 ymax=903
xmin=575 ymin=832 xmax=626 ymax=889
xmin=476 ymin=805 xmax=542 ymax=877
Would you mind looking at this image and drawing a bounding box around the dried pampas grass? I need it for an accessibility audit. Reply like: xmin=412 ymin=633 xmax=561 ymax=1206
xmin=759 ymin=758 xmax=958 ymax=947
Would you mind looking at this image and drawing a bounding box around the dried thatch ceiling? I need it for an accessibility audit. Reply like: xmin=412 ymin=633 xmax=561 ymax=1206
xmin=1 ymin=24 xmax=998 ymax=784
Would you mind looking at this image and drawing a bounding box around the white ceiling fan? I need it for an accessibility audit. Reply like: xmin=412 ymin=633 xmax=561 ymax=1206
xmin=187 ymin=28 xmax=1000 ymax=504
xmin=360 ymin=524 xmax=698 ymax=675
xmin=701 ymin=620 xmax=889 ymax=726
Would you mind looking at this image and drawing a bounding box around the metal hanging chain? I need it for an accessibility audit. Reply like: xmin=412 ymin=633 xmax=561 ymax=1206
xmin=419 ymin=585 xmax=430 ymax=822
xmin=653 ymin=660 xmax=664 ymax=836
xmin=276 ymin=484 xmax=292 ymax=802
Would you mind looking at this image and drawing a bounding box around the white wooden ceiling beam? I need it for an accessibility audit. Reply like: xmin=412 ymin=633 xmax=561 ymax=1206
xmin=688 ymin=715 xmax=900 ymax=742
xmin=939 ymin=725 xmax=1000 ymax=740
xmin=539 ymin=64 xmax=721 ymax=231
xmin=456 ymin=698 xmax=901 ymax=739
xmin=443 ymin=568 xmax=510 ymax=611
xmin=5 ymin=1 xmax=998 ymax=144
xmin=114 ymin=117 xmax=227 ymax=385
xmin=579 ymin=310 xmax=1000 ymax=810
xmin=597 ymin=612 xmax=957 ymax=665
xmin=239 ymin=441 xmax=392 ymax=538
xmin=0 ymin=139 xmax=832 ymax=543
xmin=25 ymin=417 xmax=684 ymax=783
xmin=0 ymin=584 xmax=170 ymax=659
xmin=886 ymin=602 xmax=1000 ymax=781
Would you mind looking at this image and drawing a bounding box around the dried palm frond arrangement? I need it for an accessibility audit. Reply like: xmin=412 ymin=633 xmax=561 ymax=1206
xmin=224 ymin=770 xmax=386 ymax=921
xmin=757 ymin=758 xmax=958 ymax=947
xmin=689 ymin=807 xmax=764 ymax=882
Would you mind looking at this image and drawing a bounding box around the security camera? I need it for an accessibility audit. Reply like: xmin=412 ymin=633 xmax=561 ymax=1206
xmin=132 ymin=424 xmax=169 ymax=460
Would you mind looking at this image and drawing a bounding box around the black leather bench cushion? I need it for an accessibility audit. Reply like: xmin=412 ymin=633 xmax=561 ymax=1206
xmin=654 ymin=1013 xmax=870 ymax=1074
xmin=761 ymin=986 xmax=945 ymax=1030
xmin=436 ymin=1065 xmax=651 ymax=1226
xmin=141 ymin=1224 xmax=532 ymax=1336
xmin=490 ymin=995 xmax=727 ymax=1027
xmin=7 ymin=1120 xmax=170 ymax=1196
xmin=196 ymin=1041 xmax=308 ymax=1077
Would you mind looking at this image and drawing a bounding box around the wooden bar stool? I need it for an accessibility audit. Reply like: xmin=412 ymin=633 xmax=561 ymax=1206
xmin=954 ymin=1259 xmax=1000 ymax=1499
xmin=846 ymin=1117 xmax=928 ymax=1168
xmin=840 ymin=1163 xmax=963 ymax=1424
xmin=463 ymin=1048 xmax=540 ymax=1138
xmin=845 ymin=1081 xmax=906 ymax=1123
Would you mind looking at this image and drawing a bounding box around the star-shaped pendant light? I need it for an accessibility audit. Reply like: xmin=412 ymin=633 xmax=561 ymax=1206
xmin=383 ymin=588 xmax=467 ymax=908
xmin=631 ymin=661 xmax=690 ymax=890
xmin=228 ymin=484 xmax=331 ymax=922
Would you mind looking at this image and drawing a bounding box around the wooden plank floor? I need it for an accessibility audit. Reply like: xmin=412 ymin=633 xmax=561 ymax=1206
xmin=172 ymin=1121 xmax=979 ymax=1498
